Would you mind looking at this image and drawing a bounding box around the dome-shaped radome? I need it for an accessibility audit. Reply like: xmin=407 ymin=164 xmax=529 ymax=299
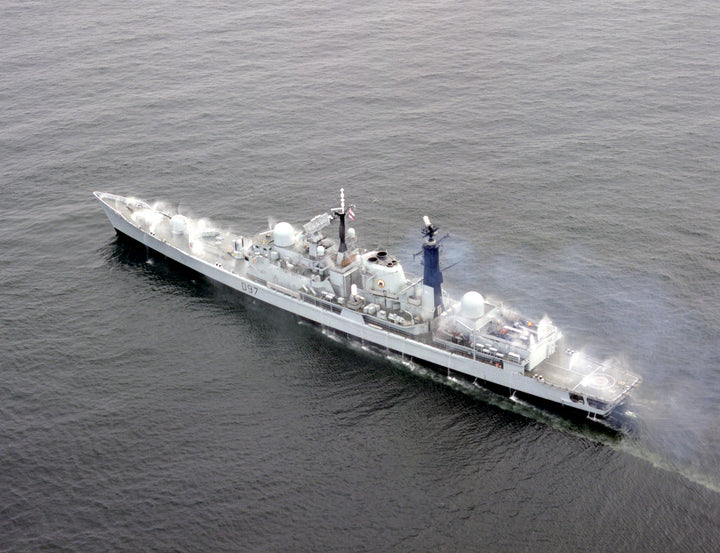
xmin=459 ymin=291 xmax=485 ymax=319
xmin=273 ymin=222 xmax=295 ymax=247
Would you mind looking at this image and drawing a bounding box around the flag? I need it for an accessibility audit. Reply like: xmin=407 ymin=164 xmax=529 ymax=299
xmin=348 ymin=207 xmax=355 ymax=221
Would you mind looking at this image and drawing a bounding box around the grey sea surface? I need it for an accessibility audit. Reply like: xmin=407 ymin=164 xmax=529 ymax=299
xmin=2 ymin=1 xmax=719 ymax=551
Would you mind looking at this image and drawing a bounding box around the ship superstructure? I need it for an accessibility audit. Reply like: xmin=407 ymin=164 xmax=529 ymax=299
xmin=95 ymin=190 xmax=641 ymax=418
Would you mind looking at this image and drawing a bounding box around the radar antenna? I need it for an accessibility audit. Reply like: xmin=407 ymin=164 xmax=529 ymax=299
xmin=421 ymin=215 xmax=438 ymax=240
xmin=414 ymin=216 xmax=449 ymax=258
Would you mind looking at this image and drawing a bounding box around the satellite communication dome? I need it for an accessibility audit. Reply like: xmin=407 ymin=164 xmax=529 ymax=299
xmin=459 ymin=291 xmax=485 ymax=319
xmin=273 ymin=222 xmax=295 ymax=247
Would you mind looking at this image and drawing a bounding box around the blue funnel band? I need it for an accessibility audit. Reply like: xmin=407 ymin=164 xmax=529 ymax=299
xmin=423 ymin=241 xmax=443 ymax=312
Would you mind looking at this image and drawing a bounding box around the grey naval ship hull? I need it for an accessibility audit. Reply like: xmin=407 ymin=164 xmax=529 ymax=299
xmin=95 ymin=192 xmax=640 ymax=420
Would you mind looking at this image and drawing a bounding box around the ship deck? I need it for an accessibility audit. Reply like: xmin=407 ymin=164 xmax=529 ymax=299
xmin=531 ymin=348 xmax=640 ymax=405
xmin=108 ymin=194 xmax=241 ymax=270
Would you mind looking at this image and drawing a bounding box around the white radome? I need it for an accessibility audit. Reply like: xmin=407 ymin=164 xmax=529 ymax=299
xmin=460 ymin=291 xmax=485 ymax=319
xmin=273 ymin=222 xmax=295 ymax=247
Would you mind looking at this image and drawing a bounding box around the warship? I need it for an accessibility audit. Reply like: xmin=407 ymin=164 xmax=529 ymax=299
xmin=95 ymin=190 xmax=640 ymax=419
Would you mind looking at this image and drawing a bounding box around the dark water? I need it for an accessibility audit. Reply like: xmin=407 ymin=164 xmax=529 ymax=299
xmin=2 ymin=1 xmax=719 ymax=551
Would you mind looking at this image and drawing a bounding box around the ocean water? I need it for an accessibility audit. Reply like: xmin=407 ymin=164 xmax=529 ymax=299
xmin=2 ymin=1 xmax=719 ymax=551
